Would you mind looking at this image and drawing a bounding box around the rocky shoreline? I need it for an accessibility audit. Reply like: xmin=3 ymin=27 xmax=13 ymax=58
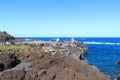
xmin=0 ymin=41 xmax=110 ymax=80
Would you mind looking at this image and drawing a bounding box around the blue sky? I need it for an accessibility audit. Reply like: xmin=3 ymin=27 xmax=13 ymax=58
xmin=0 ymin=0 xmax=120 ymax=37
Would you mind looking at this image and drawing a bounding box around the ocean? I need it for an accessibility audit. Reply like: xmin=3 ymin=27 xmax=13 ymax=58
xmin=23 ymin=37 xmax=120 ymax=79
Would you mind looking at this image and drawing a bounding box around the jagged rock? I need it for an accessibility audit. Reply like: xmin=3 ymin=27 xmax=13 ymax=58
xmin=38 ymin=69 xmax=46 ymax=76
xmin=42 ymin=46 xmax=55 ymax=52
xmin=0 ymin=70 xmax=26 ymax=80
xmin=0 ymin=31 xmax=15 ymax=44
xmin=117 ymin=76 xmax=120 ymax=80
xmin=0 ymin=42 xmax=110 ymax=80
xmin=0 ymin=53 xmax=20 ymax=71
xmin=0 ymin=63 xmax=4 ymax=71
xmin=29 ymin=52 xmax=110 ymax=80
xmin=117 ymin=60 xmax=120 ymax=66
xmin=113 ymin=75 xmax=120 ymax=80
xmin=79 ymin=54 xmax=84 ymax=60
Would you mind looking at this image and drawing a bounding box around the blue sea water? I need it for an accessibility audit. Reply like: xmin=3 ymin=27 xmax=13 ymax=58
xmin=23 ymin=37 xmax=120 ymax=79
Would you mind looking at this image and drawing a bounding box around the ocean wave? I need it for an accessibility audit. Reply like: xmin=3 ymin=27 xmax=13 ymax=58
xmin=84 ymin=41 xmax=120 ymax=45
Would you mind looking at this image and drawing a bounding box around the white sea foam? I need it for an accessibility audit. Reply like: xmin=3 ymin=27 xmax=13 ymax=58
xmin=84 ymin=41 xmax=120 ymax=45
xmin=25 ymin=39 xmax=30 ymax=40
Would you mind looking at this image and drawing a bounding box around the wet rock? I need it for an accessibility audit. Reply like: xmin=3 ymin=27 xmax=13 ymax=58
xmin=117 ymin=60 xmax=120 ymax=66
xmin=112 ymin=75 xmax=120 ymax=80
xmin=117 ymin=76 xmax=120 ymax=80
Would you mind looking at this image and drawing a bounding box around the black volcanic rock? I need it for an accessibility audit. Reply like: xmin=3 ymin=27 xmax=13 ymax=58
xmin=117 ymin=60 xmax=120 ymax=66
xmin=0 ymin=52 xmax=20 ymax=71
xmin=0 ymin=31 xmax=15 ymax=40
xmin=0 ymin=31 xmax=15 ymax=44
xmin=0 ymin=42 xmax=110 ymax=80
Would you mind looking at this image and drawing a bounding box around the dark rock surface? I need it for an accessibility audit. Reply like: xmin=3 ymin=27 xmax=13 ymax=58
xmin=117 ymin=76 xmax=120 ymax=80
xmin=0 ymin=62 xmax=32 ymax=80
xmin=0 ymin=42 xmax=110 ymax=80
xmin=117 ymin=60 xmax=120 ymax=66
xmin=112 ymin=74 xmax=120 ymax=80
xmin=0 ymin=70 xmax=26 ymax=80
xmin=0 ymin=52 xmax=20 ymax=71
xmin=0 ymin=31 xmax=15 ymax=44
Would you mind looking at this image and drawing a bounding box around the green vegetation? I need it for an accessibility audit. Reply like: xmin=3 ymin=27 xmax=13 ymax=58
xmin=0 ymin=44 xmax=36 ymax=61
xmin=0 ymin=44 xmax=35 ymax=54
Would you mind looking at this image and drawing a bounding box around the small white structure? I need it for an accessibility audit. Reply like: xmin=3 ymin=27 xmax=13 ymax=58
xmin=71 ymin=38 xmax=76 ymax=47
xmin=71 ymin=38 xmax=75 ymax=42
xmin=56 ymin=38 xmax=60 ymax=42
